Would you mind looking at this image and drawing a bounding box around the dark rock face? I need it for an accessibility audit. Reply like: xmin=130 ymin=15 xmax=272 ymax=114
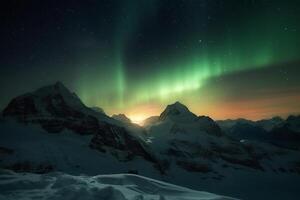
xmin=197 ymin=116 xmax=223 ymax=136
xmin=90 ymin=123 xmax=155 ymax=162
xmin=89 ymin=123 xmax=165 ymax=173
xmin=159 ymin=101 xmax=197 ymax=122
xmin=112 ymin=114 xmax=132 ymax=124
xmin=2 ymin=94 xmax=38 ymax=120
xmin=2 ymin=92 xmax=83 ymax=120
xmin=176 ymin=160 xmax=212 ymax=173
xmin=159 ymin=107 xmax=180 ymax=120
xmin=34 ymin=115 xmax=100 ymax=134
xmin=39 ymin=119 xmax=65 ymax=133
xmin=42 ymin=93 xmax=84 ymax=119
xmin=2 ymin=82 xmax=100 ymax=135
xmin=3 ymin=93 xmax=99 ymax=135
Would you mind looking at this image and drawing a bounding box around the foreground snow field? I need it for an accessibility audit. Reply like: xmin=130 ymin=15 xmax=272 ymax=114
xmin=0 ymin=170 xmax=237 ymax=200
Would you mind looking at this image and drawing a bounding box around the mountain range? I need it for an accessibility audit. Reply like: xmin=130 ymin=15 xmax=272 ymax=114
xmin=0 ymin=82 xmax=300 ymax=200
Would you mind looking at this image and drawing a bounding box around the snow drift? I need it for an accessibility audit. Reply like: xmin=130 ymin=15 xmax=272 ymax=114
xmin=0 ymin=170 xmax=237 ymax=200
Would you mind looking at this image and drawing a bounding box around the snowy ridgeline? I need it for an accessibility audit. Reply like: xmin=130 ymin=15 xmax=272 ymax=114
xmin=1 ymin=82 xmax=300 ymax=200
xmin=0 ymin=170 xmax=237 ymax=200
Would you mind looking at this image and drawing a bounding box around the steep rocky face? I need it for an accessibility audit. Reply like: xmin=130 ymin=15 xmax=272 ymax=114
xmin=2 ymin=82 xmax=105 ymax=135
xmin=2 ymin=94 xmax=38 ymax=119
xmin=197 ymin=116 xmax=223 ymax=137
xmin=112 ymin=114 xmax=132 ymax=124
xmin=3 ymin=82 xmax=87 ymax=119
xmin=89 ymin=123 xmax=163 ymax=172
xmin=159 ymin=101 xmax=197 ymax=122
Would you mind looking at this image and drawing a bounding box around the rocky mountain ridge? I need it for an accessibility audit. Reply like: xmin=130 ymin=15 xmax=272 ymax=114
xmin=1 ymin=83 xmax=300 ymax=174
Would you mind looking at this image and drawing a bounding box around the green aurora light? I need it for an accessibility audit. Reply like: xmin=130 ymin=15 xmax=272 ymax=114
xmin=1 ymin=0 xmax=299 ymax=120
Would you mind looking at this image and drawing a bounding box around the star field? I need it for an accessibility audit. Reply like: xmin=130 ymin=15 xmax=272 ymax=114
xmin=0 ymin=0 xmax=299 ymax=121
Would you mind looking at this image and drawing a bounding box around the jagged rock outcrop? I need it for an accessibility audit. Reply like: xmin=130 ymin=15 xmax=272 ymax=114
xmin=159 ymin=101 xmax=197 ymax=122
xmin=90 ymin=123 xmax=155 ymax=162
xmin=198 ymin=116 xmax=223 ymax=136
xmin=112 ymin=114 xmax=132 ymax=124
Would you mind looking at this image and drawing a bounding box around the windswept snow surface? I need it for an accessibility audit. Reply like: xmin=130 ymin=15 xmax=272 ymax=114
xmin=0 ymin=121 xmax=158 ymax=176
xmin=0 ymin=170 xmax=237 ymax=200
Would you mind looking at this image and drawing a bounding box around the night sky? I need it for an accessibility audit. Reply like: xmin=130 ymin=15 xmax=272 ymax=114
xmin=1 ymin=0 xmax=300 ymax=123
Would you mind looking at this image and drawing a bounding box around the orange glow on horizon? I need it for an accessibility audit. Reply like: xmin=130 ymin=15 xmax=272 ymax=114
xmin=124 ymin=103 xmax=164 ymax=125
xmin=117 ymin=93 xmax=300 ymax=124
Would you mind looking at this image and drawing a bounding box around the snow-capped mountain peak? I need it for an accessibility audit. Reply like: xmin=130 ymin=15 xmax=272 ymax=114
xmin=159 ymin=101 xmax=197 ymax=122
xmin=2 ymin=81 xmax=90 ymax=120
xmin=34 ymin=81 xmax=85 ymax=110
xmin=1 ymin=82 xmax=117 ymax=133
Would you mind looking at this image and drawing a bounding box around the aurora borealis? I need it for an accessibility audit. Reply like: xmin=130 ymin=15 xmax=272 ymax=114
xmin=1 ymin=0 xmax=300 ymax=123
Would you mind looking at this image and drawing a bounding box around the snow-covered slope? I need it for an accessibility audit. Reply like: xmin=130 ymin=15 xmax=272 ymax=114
xmin=148 ymin=102 xmax=267 ymax=173
xmin=1 ymin=82 xmax=153 ymax=161
xmin=1 ymin=84 xmax=300 ymax=200
xmin=144 ymin=102 xmax=300 ymax=200
xmin=0 ymin=170 xmax=237 ymax=200
xmin=159 ymin=101 xmax=197 ymax=123
xmin=0 ymin=121 xmax=160 ymax=176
